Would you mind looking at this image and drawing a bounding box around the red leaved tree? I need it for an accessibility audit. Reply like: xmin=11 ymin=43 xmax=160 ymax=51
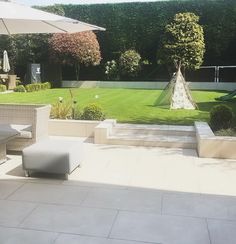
xmin=49 ymin=31 xmax=101 ymax=80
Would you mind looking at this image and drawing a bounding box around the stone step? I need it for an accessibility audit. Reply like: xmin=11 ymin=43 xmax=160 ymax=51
xmin=108 ymin=133 xmax=197 ymax=149
xmin=113 ymin=123 xmax=196 ymax=137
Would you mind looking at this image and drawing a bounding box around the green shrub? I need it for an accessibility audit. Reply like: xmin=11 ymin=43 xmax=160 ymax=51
xmin=50 ymin=101 xmax=72 ymax=119
xmin=25 ymin=82 xmax=51 ymax=92
xmin=81 ymin=103 xmax=105 ymax=121
xmin=25 ymin=84 xmax=32 ymax=92
xmin=0 ymin=84 xmax=6 ymax=92
xmin=14 ymin=85 xmax=26 ymax=92
xmin=210 ymin=104 xmax=234 ymax=131
xmin=119 ymin=50 xmax=141 ymax=78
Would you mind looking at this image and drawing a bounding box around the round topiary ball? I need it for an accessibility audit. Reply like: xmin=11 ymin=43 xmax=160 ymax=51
xmin=81 ymin=103 xmax=105 ymax=121
xmin=209 ymin=104 xmax=233 ymax=131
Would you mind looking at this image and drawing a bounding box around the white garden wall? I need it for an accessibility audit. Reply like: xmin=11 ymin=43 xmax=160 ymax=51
xmin=62 ymin=80 xmax=236 ymax=91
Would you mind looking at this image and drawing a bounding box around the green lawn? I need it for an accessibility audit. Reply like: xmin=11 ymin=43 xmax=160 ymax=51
xmin=0 ymin=88 xmax=235 ymax=125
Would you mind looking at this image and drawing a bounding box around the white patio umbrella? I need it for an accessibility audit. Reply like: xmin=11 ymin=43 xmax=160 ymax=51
xmin=0 ymin=0 xmax=105 ymax=34
xmin=3 ymin=50 xmax=10 ymax=72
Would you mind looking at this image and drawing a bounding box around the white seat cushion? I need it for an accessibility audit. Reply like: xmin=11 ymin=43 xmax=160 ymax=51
xmin=0 ymin=124 xmax=32 ymax=139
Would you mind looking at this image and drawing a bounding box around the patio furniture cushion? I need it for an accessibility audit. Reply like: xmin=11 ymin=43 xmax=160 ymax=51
xmin=0 ymin=124 xmax=32 ymax=139
xmin=22 ymin=139 xmax=84 ymax=176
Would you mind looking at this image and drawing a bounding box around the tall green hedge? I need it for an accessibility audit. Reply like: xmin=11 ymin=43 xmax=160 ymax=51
xmin=61 ymin=0 xmax=236 ymax=66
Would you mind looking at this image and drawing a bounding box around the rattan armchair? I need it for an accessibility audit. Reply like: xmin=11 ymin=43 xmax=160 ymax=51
xmin=0 ymin=104 xmax=51 ymax=151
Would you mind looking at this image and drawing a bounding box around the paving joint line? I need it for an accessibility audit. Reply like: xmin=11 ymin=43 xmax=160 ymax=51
xmin=4 ymin=181 xmax=26 ymax=200
xmin=16 ymin=203 xmax=39 ymax=228
xmin=205 ymin=218 xmax=213 ymax=244
xmin=108 ymin=209 xmax=119 ymax=238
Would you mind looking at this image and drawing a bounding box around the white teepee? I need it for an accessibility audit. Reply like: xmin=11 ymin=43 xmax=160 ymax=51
xmin=155 ymin=68 xmax=196 ymax=110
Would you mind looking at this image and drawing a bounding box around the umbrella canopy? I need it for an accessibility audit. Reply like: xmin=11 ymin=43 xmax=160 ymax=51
xmin=0 ymin=0 xmax=105 ymax=34
xmin=3 ymin=50 xmax=10 ymax=72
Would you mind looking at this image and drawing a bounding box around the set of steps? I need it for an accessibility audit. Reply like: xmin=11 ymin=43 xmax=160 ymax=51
xmin=107 ymin=123 xmax=197 ymax=149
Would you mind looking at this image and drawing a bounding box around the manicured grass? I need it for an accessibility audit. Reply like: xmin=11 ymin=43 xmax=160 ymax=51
xmin=0 ymin=88 xmax=235 ymax=125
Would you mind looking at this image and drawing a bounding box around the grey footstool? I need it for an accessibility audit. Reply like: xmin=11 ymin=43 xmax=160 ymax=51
xmin=22 ymin=139 xmax=84 ymax=179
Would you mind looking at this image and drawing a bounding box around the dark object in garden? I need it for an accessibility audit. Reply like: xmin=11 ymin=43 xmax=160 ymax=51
xmin=215 ymin=90 xmax=236 ymax=101
xmin=209 ymin=104 xmax=233 ymax=131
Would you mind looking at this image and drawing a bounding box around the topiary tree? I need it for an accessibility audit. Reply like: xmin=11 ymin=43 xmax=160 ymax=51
xmin=49 ymin=31 xmax=101 ymax=80
xmin=119 ymin=49 xmax=141 ymax=79
xmin=159 ymin=12 xmax=205 ymax=72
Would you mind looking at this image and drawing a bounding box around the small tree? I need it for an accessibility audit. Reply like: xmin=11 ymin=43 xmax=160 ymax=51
xmin=49 ymin=31 xmax=101 ymax=80
xmin=119 ymin=49 xmax=141 ymax=79
xmin=159 ymin=12 xmax=205 ymax=71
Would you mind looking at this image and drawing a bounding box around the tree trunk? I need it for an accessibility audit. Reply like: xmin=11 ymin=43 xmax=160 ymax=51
xmin=75 ymin=63 xmax=80 ymax=81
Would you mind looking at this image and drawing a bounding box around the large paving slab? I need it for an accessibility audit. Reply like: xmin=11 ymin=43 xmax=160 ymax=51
xmin=81 ymin=187 xmax=162 ymax=213
xmin=0 ymin=200 xmax=36 ymax=227
xmin=162 ymin=192 xmax=236 ymax=220
xmin=8 ymin=182 xmax=91 ymax=205
xmin=0 ymin=226 xmax=57 ymax=244
xmin=0 ymin=180 xmax=24 ymax=199
xmin=110 ymin=211 xmax=211 ymax=244
xmin=20 ymin=204 xmax=117 ymax=237
xmin=207 ymin=219 xmax=236 ymax=244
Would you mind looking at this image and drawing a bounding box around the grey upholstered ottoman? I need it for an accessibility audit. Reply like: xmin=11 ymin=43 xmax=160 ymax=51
xmin=22 ymin=139 xmax=84 ymax=179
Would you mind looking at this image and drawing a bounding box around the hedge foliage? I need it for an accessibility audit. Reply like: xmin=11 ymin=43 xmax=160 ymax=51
xmin=25 ymin=82 xmax=51 ymax=92
xmin=62 ymin=0 xmax=236 ymax=66
xmin=14 ymin=85 xmax=26 ymax=92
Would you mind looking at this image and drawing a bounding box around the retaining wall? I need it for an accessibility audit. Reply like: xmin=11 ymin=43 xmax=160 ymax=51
xmin=48 ymin=119 xmax=99 ymax=138
xmin=195 ymin=122 xmax=236 ymax=159
xmin=62 ymin=80 xmax=236 ymax=91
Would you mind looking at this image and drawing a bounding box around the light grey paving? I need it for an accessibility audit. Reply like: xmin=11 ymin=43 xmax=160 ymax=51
xmin=226 ymin=201 xmax=236 ymax=220
xmin=0 ymin=180 xmax=24 ymax=199
xmin=0 ymin=137 xmax=236 ymax=243
xmin=110 ymin=211 xmax=210 ymax=244
xmin=0 ymin=200 xmax=36 ymax=227
xmin=162 ymin=193 xmax=233 ymax=220
xmin=82 ymin=188 xmax=162 ymax=213
xmin=0 ymin=226 xmax=57 ymax=244
xmin=55 ymin=234 xmax=156 ymax=244
xmin=8 ymin=183 xmax=91 ymax=205
xmin=207 ymin=219 xmax=236 ymax=244
xmin=21 ymin=204 xmax=117 ymax=237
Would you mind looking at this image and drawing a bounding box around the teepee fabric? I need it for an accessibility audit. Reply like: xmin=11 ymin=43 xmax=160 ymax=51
xmin=156 ymin=68 xmax=196 ymax=110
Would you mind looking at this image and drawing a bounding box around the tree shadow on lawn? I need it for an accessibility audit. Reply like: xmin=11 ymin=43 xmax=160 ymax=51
xmin=197 ymin=99 xmax=236 ymax=110
xmin=149 ymin=99 xmax=236 ymax=113
xmin=120 ymin=112 xmax=207 ymax=125
xmin=120 ymin=99 xmax=236 ymax=125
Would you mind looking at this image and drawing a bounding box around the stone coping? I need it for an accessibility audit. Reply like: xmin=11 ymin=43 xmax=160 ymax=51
xmin=49 ymin=119 xmax=236 ymax=159
xmin=195 ymin=122 xmax=236 ymax=159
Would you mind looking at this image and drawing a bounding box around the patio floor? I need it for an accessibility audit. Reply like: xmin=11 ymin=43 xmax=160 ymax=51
xmin=0 ymin=136 xmax=236 ymax=243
